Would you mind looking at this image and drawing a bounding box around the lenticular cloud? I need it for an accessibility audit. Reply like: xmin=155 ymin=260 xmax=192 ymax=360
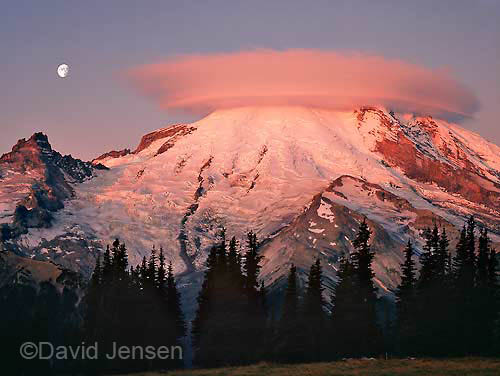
xmin=126 ymin=49 xmax=479 ymax=121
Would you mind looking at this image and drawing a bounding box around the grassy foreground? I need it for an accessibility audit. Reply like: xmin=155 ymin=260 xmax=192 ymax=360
xmin=117 ymin=358 xmax=500 ymax=376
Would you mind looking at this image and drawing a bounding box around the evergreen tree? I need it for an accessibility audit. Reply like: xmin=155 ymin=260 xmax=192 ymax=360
xmin=434 ymin=226 xmax=454 ymax=355
xmin=466 ymin=216 xmax=477 ymax=268
xmin=111 ymin=238 xmax=120 ymax=277
xmin=111 ymin=239 xmax=129 ymax=281
xmin=151 ymin=246 xmax=171 ymax=358
xmin=139 ymin=255 xmax=148 ymax=288
xmin=414 ymin=225 xmax=454 ymax=356
xmin=477 ymin=229 xmax=490 ymax=286
xmin=282 ymin=264 xmax=299 ymax=324
xmin=166 ymin=261 xmax=186 ymax=341
xmin=351 ymin=219 xmax=376 ymax=291
xmin=243 ymin=230 xmax=263 ymax=300
xmin=451 ymin=221 xmax=477 ymax=355
xmin=487 ymin=248 xmax=499 ymax=355
xmin=228 ymin=236 xmax=243 ymax=287
xmin=304 ymin=258 xmax=326 ymax=361
xmin=331 ymin=219 xmax=380 ymax=357
xmin=351 ymin=218 xmax=380 ymax=356
xmin=330 ymin=256 xmax=359 ymax=357
xmin=162 ymin=261 xmax=186 ymax=368
xmin=276 ymin=263 xmax=305 ymax=362
xmin=418 ymin=227 xmax=436 ymax=290
xmin=192 ymin=232 xmax=229 ymax=366
xmin=476 ymin=229 xmax=498 ymax=354
xmin=192 ymin=229 xmax=266 ymax=367
xmin=84 ymin=253 xmax=102 ymax=342
xmin=242 ymin=230 xmax=266 ymax=363
xmin=91 ymin=253 xmax=102 ymax=287
xmin=436 ymin=227 xmax=450 ymax=277
xmin=395 ymin=240 xmax=417 ymax=354
xmin=452 ymin=225 xmax=471 ymax=292
xmin=147 ymin=246 xmax=157 ymax=286
xmin=191 ymin=238 xmax=220 ymax=355
xmin=157 ymin=247 xmax=167 ymax=289
xmin=216 ymin=227 xmax=228 ymax=275
xmin=416 ymin=226 xmax=435 ymax=352
xmin=102 ymin=245 xmax=112 ymax=283
xmin=305 ymin=258 xmax=325 ymax=314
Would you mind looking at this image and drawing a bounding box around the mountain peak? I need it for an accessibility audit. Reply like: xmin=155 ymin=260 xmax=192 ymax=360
xmin=30 ymin=132 xmax=50 ymax=142
xmin=1 ymin=106 xmax=499 ymax=316
xmin=0 ymin=131 xmax=106 ymax=241
xmin=4 ymin=132 xmax=51 ymax=158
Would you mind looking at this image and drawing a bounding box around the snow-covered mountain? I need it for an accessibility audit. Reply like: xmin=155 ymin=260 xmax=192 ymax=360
xmin=1 ymin=106 xmax=499 ymax=312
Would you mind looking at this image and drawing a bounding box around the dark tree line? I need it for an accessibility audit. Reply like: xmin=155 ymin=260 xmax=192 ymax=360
xmin=268 ymin=217 xmax=499 ymax=364
xmin=190 ymin=219 xmax=384 ymax=367
xmin=191 ymin=229 xmax=267 ymax=367
xmin=271 ymin=219 xmax=382 ymax=363
xmin=330 ymin=219 xmax=382 ymax=357
xmin=1 ymin=240 xmax=186 ymax=374
xmin=0 ymin=280 xmax=80 ymax=374
xmin=84 ymin=239 xmax=185 ymax=372
xmin=395 ymin=217 xmax=499 ymax=357
xmin=1 ymin=216 xmax=499 ymax=373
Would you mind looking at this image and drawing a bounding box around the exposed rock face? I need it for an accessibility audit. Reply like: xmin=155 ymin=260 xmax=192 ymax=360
xmin=353 ymin=108 xmax=500 ymax=233
xmin=260 ymin=174 xmax=460 ymax=304
xmin=375 ymin=125 xmax=500 ymax=211
xmin=0 ymin=251 xmax=84 ymax=291
xmin=133 ymin=124 xmax=196 ymax=155
xmin=92 ymin=148 xmax=131 ymax=164
xmin=1 ymin=133 xmax=105 ymax=182
xmin=0 ymin=133 xmax=104 ymax=240
xmin=353 ymin=109 xmax=500 ymax=210
xmin=1 ymin=107 xmax=499 ymax=318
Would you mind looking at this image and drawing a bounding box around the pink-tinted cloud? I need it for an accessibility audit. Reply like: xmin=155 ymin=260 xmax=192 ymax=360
xmin=126 ymin=49 xmax=479 ymax=120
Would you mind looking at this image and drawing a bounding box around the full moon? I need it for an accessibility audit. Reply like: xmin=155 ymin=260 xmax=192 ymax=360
xmin=57 ymin=63 xmax=69 ymax=78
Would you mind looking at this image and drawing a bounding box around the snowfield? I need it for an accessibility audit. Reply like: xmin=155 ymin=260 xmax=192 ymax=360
xmin=2 ymin=106 xmax=500 ymax=316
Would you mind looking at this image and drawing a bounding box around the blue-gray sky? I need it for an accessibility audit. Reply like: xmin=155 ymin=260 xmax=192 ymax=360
xmin=1 ymin=0 xmax=498 ymax=160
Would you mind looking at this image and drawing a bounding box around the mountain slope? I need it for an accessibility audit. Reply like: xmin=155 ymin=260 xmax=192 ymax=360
xmin=1 ymin=106 xmax=499 ymax=315
xmin=0 ymin=133 xmax=105 ymax=275
xmin=0 ymin=133 xmax=106 ymax=239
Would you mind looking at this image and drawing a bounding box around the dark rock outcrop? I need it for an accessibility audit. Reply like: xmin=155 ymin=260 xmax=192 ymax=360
xmin=133 ymin=124 xmax=196 ymax=155
xmin=355 ymin=108 xmax=500 ymax=215
xmin=92 ymin=148 xmax=131 ymax=164
xmin=0 ymin=133 xmax=103 ymax=241
xmin=0 ymin=250 xmax=85 ymax=291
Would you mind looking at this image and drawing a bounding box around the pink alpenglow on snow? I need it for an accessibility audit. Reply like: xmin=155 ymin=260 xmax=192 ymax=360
xmin=126 ymin=49 xmax=479 ymax=121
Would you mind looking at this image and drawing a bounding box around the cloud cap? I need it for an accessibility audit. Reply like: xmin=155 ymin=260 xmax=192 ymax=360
xmin=127 ymin=49 xmax=479 ymax=121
